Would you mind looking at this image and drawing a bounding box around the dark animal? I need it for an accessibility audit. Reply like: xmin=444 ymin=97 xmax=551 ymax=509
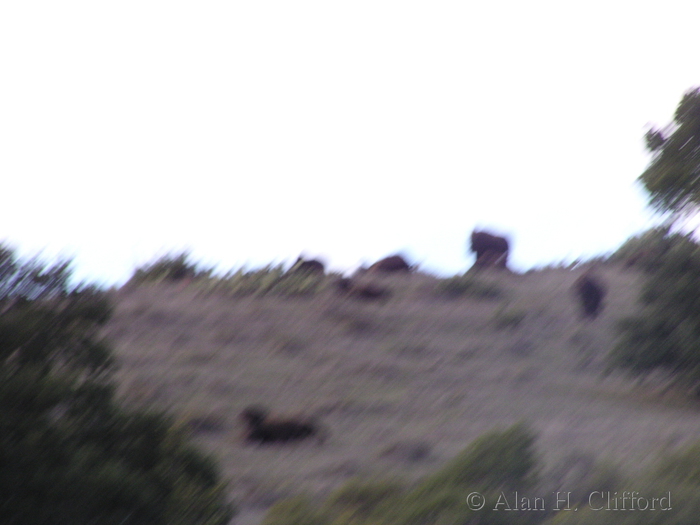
xmin=367 ymin=255 xmax=411 ymax=274
xmin=240 ymin=405 xmax=325 ymax=444
xmin=291 ymin=256 xmax=325 ymax=275
xmin=573 ymin=273 xmax=607 ymax=319
xmin=335 ymin=277 xmax=391 ymax=301
xmin=470 ymin=230 xmax=510 ymax=270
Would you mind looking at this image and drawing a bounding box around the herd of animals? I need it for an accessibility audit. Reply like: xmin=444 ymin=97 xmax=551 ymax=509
xmin=234 ymin=229 xmax=609 ymax=445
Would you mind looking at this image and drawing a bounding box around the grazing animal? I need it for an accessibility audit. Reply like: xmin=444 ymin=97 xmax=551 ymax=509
xmin=470 ymin=230 xmax=510 ymax=270
xmin=573 ymin=273 xmax=607 ymax=319
xmin=335 ymin=277 xmax=391 ymax=301
xmin=240 ymin=405 xmax=325 ymax=444
xmin=291 ymin=256 xmax=325 ymax=275
xmin=367 ymin=255 xmax=411 ymax=274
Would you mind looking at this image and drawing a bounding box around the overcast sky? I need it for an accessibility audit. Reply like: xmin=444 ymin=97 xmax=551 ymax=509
xmin=1 ymin=1 xmax=698 ymax=285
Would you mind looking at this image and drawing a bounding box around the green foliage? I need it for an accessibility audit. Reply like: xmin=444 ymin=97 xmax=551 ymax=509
xmin=616 ymin=87 xmax=700 ymax=392
xmin=217 ymin=264 xmax=287 ymax=296
xmin=639 ymin=87 xmax=700 ymax=214
xmin=206 ymin=264 xmax=325 ymax=298
xmin=244 ymin=421 xmax=700 ymax=525
xmin=608 ymin=226 xmax=673 ymax=271
xmin=383 ymin=423 xmax=541 ymax=525
xmin=0 ymin=247 xmax=234 ymax=524
xmin=542 ymin=441 xmax=700 ymax=525
xmin=435 ymin=274 xmax=503 ymax=299
xmin=261 ymin=424 xmax=541 ymax=525
xmin=131 ymin=251 xmax=213 ymax=284
xmin=655 ymin=441 xmax=700 ymax=486
xmin=611 ymin=231 xmax=700 ymax=384
xmin=417 ymin=422 xmax=539 ymax=494
xmin=262 ymin=496 xmax=330 ymax=525
xmin=0 ymin=245 xmax=72 ymax=300
xmin=271 ymin=271 xmax=326 ymax=297
xmin=321 ymin=479 xmax=405 ymax=520
xmin=617 ymin=88 xmax=700 ymax=385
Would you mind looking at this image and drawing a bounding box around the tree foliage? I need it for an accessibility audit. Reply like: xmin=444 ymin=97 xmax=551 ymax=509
xmin=263 ymin=423 xmax=542 ymax=525
xmin=130 ymin=251 xmax=213 ymax=284
xmin=639 ymin=87 xmax=700 ymax=214
xmin=546 ymin=439 xmax=700 ymax=525
xmin=613 ymin=88 xmax=700 ymax=390
xmin=608 ymin=226 xmax=671 ymax=270
xmin=0 ymin=246 xmax=234 ymax=524
xmin=612 ymin=231 xmax=700 ymax=385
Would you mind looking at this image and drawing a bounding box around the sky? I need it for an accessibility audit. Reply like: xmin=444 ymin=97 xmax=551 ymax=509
xmin=1 ymin=1 xmax=698 ymax=286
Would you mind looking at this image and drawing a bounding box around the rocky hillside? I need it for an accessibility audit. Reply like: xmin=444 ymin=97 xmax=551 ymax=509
xmin=102 ymin=264 xmax=700 ymax=523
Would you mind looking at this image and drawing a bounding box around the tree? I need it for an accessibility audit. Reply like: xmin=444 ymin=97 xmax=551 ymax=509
xmin=0 ymin=246 xmax=234 ymax=524
xmin=612 ymin=232 xmax=700 ymax=384
xmin=612 ymin=87 xmax=700 ymax=391
xmin=639 ymin=87 xmax=700 ymax=215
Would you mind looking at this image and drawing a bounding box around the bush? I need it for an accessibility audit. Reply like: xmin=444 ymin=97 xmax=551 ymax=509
xmin=384 ymin=423 xmax=541 ymax=525
xmin=416 ymin=422 xmax=539 ymax=494
xmin=262 ymin=423 xmax=542 ymax=525
xmin=208 ymin=264 xmax=326 ymax=298
xmin=611 ymin=231 xmax=700 ymax=387
xmin=321 ymin=479 xmax=405 ymax=521
xmin=608 ymin=226 xmax=673 ymax=271
xmin=534 ymin=441 xmax=700 ymax=525
xmin=214 ymin=264 xmax=287 ymax=296
xmin=655 ymin=441 xmax=700 ymax=486
xmin=262 ymin=496 xmax=330 ymax=525
xmin=131 ymin=251 xmax=213 ymax=284
xmin=0 ymin=245 xmax=72 ymax=300
xmin=0 ymin=246 xmax=234 ymax=524
xmin=542 ymin=441 xmax=700 ymax=525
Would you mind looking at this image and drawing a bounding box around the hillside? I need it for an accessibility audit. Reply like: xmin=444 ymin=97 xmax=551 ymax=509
xmin=102 ymin=264 xmax=700 ymax=523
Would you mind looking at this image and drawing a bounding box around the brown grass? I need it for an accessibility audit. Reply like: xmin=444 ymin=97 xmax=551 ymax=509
xmin=102 ymin=266 xmax=700 ymax=524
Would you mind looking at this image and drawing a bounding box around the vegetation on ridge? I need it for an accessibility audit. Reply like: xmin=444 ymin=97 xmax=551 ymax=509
xmin=0 ymin=247 xmax=234 ymax=525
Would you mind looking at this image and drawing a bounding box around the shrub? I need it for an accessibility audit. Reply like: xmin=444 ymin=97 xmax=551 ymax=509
xmin=611 ymin=231 xmax=700 ymax=387
xmin=216 ymin=264 xmax=287 ymax=296
xmin=262 ymin=423 xmax=542 ymax=525
xmin=0 ymin=245 xmax=72 ymax=300
xmin=384 ymin=423 xmax=541 ymax=525
xmin=262 ymin=496 xmax=330 ymax=525
xmin=206 ymin=264 xmax=325 ymax=298
xmin=608 ymin=226 xmax=672 ymax=271
xmin=272 ymin=271 xmax=325 ymax=297
xmin=532 ymin=443 xmax=700 ymax=524
xmin=416 ymin=422 xmax=539 ymax=494
xmin=0 ymin=246 xmax=234 ymax=524
xmin=655 ymin=441 xmax=700 ymax=486
xmin=130 ymin=251 xmax=213 ymax=284
xmin=321 ymin=479 xmax=405 ymax=522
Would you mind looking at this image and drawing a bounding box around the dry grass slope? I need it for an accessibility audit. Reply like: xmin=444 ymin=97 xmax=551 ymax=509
xmin=102 ymin=265 xmax=700 ymax=524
